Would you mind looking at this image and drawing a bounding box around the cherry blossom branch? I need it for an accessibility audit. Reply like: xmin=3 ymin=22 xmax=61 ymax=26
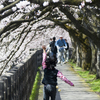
xmin=0 ymin=0 xmax=20 ymax=14
xmin=0 ymin=24 xmax=31 ymax=75
xmin=59 ymin=6 xmax=100 ymax=48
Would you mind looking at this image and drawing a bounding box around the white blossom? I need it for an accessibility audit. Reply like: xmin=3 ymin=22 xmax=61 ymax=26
xmin=16 ymin=2 xmax=23 ymax=9
xmin=22 ymin=1 xmax=30 ymax=7
xmin=79 ymin=1 xmax=85 ymax=9
xmin=12 ymin=7 xmax=17 ymax=11
xmin=52 ymin=0 xmax=59 ymax=3
xmin=9 ymin=0 xmax=15 ymax=2
xmin=85 ymin=0 xmax=92 ymax=3
xmin=79 ymin=5 xmax=82 ymax=9
xmin=43 ymin=1 xmax=49 ymax=7
xmin=37 ymin=10 xmax=41 ymax=15
xmin=0 ymin=5 xmax=4 ymax=9
xmin=81 ymin=1 xmax=85 ymax=7
xmin=25 ymin=16 xmax=29 ymax=19
xmin=16 ymin=1 xmax=30 ymax=9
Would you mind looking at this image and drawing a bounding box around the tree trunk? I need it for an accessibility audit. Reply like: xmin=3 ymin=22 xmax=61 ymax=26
xmin=89 ymin=43 xmax=97 ymax=74
xmin=82 ymin=47 xmax=91 ymax=70
xmin=70 ymin=39 xmax=76 ymax=63
xmin=96 ymin=49 xmax=100 ymax=79
xmin=81 ymin=35 xmax=91 ymax=70
xmin=76 ymin=44 xmax=82 ymax=67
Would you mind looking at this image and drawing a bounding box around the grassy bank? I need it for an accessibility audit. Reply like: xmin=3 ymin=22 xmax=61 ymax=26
xmin=29 ymin=68 xmax=41 ymax=100
xmin=69 ymin=62 xmax=100 ymax=95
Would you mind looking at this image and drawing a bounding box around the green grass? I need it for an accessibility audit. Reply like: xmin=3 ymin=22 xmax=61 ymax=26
xmin=29 ymin=68 xmax=41 ymax=100
xmin=69 ymin=61 xmax=100 ymax=93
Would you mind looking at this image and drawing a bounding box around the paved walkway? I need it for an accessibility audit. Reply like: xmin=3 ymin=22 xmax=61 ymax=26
xmin=37 ymin=63 xmax=100 ymax=100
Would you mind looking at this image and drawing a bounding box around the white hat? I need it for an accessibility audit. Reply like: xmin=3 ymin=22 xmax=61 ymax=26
xmin=59 ymin=35 xmax=63 ymax=37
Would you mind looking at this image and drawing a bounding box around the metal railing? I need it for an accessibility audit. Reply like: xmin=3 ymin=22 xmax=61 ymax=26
xmin=0 ymin=49 xmax=43 ymax=100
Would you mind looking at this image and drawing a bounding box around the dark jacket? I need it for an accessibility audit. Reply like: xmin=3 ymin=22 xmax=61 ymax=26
xmin=50 ymin=41 xmax=57 ymax=54
xmin=42 ymin=68 xmax=58 ymax=86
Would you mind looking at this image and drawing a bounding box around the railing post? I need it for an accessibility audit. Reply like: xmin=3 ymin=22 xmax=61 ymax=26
xmin=0 ymin=79 xmax=4 ymax=100
xmin=1 ymin=76 xmax=8 ymax=100
xmin=2 ymin=73 xmax=14 ymax=100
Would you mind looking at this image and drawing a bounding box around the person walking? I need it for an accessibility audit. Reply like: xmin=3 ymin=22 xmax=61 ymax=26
xmin=46 ymin=38 xmax=53 ymax=55
xmin=49 ymin=37 xmax=57 ymax=58
xmin=64 ymin=39 xmax=69 ymax=63
xmin=55 ymin=35 xmax=68 ymax=63
xmin=42 ymin=45 xmax=74 ymax=100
